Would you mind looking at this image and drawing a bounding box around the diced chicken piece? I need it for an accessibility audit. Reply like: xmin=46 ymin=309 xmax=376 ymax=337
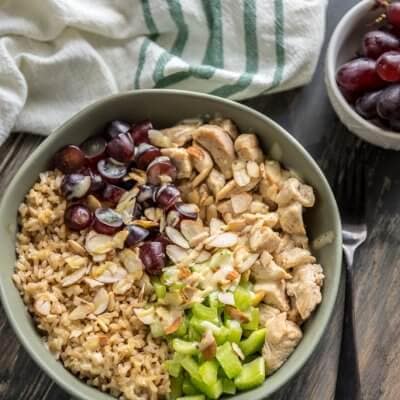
xmin=276 ymin=178 xmax=315 ymax=208
xmin=207 ymin=169 xmax=226 ymax=197
xmin=254 ymin=280 xmax=289 ymax=311
xmin=262 ymin=312 xmax=302 ymax=374
xmin=264 ymin=161 xmax=283 ymax=185
xmin=286 ymin=264 xmax=324 ymax=320
xmin=232 ymin=159 xmax=251 ymax=187
xmin=234 ymin=134 xmax=264 ymax=163
xmin=259 ymin=179 xmax=279 ymax=209
xmin=231 ymin=193 xmax=252 ymax=214
xmin=258 ymin=304 xmax=281 ymax=326
xmin=193 ymin=125 xmax=235 ymax=179
xmin=251 ymin=260 xmax=291 ymax=281
xmin=209 ymin=118 xmax=239 ymax=140
xmin=161 ymin=148 xmax=192 ymax=179
xmin=249 ymin=226 xmax=281 ymax=253
xmin=275 ymin=247 xmax=316 ymax=270
xmin=187 ymin=144 xmax=213 ymax=187
xmin=161 ymin=121 xmax=201 ymax=146
xmin=278 ymin=202 xmax=306 ymax=235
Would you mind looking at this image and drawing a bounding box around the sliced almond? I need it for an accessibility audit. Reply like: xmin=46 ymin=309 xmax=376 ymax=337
xmin=132 ymin=219 xmax=159 ymax=229
xmin=144 ymin=207 xmax=157 ymax=221
xmin=67 ymin=239 xmax=86 ymax=256
xmin=148 ymin=129 xmax=173 ymax=148
xmin=85 ymin=231 xmax=114 ymax=255
xmin=166 ymin=226 xmax=190 ymax=249
xmin=231 ymin=193 xmax=252 ymax=214
xmin=83 ymin=277 xmax=104 ymax=288
xmin=134 ymin=307 xmax=155 ymax=325
xmin=70 ymin=304 xmax=94 ymax=321
xmin=164 ymin=317 xmax=182 ymax=335
xmin=195 ymin=250 xmax=211 ymax=263
xmin=65 ymin=255 xmax=88 ymax=270
xmin=166 ymin=245 xmax=187 ymax=263
xmin=209 ymin=218 xmax=225 ymax=236
xmin=224 ymin=306 xmax=250 ymax=323
xmin=61 ymin=267 xmax=87 ymax=287
xmin=180 ymin=220 xmax=205 ymax=244
xmin=93 ymin=288 xmax=109 ymax=315
xmin=34 ymin=298 xmax=51 ymax=316
xmin=226 ymin=218 xmax=247 ymax=232
xmin=96 ymin=263 xmax=127 ymax=284
xmin=166 ymin=210 xmax=180 ymax=227
xmin=119 ymin=248 xmax=144 ymax=279
xmin=206 ymin=232 xmax=238 ymax=248
xmin=113 ymin=276 xmax=133 ymax=295
xmin=87 ymin=194 xmax=102 ymax=211
xmin=232 ymin=342 xmax=245 ymax=360
xmin=199 ymin=330 xmax=217 ymax=360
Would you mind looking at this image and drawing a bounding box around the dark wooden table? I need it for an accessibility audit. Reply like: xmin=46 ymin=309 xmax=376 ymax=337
xmin=1 ymin=1 xmax=399 ymax=399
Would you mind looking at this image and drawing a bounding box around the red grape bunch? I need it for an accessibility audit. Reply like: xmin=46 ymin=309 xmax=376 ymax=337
xmin=336 ymin=0 xmax=400 ymax=131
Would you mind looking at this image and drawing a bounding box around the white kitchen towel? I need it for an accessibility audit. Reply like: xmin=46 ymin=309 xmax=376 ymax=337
xmin=0 ymin=0 xmax=327 ymax=145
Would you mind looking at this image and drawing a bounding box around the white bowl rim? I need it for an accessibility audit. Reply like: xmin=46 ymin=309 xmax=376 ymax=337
xmin=326 ymin=0 xmax=400 ymax=142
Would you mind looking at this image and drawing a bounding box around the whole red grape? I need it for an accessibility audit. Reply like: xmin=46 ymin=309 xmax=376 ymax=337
xmin=64 ymin=204 xmax=93 ymax=231
xmin=54 ymin=145 xmax=85 ymax=174
xmin=336 ymin=58 xmax=384 ymax=92
xmin=139 ymin=241 xmax=166 ymax=275
xmin=376 ymin=84 xmax=400 ymax=120
xmin=376 ymin=51 xmax=400 ymax=81
xmin=362 ymin=30 xmax=399 ymax=59
xmin=355 ymin=90 xmax=382 ymax=119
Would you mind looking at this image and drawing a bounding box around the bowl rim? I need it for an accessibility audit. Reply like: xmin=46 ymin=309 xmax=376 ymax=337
xmin=326 ymin=0 xmax=400 ymax=141
xmin=0 ymin=89 xmax=342 ymax=400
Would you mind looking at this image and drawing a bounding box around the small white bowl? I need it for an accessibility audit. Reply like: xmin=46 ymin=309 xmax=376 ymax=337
xmin=325 ymin=0 xmax=400 ymax=150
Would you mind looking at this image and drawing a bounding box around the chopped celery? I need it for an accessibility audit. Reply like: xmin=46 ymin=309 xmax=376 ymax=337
xmin=234 ymin=357 xmax=265 ymax=390
xmin=199 ymin=360 xmax=219 ymax=386
xmin=191 ymin=376 xmax=223 ymax=400
xmin=214 ymin=326 xmax=229 ymax=345
xmin=150 ymin=322 xmax=164 ymax=338
xmin=154 ymin=281 xmax=166 ymax=299
xmin=173 ymin=339 xmax=199 ymax=355
xmin=182 ymin=379 xmax=198 ymax=395
xmin=216 ymin=342 xmax=242 ymax=379
xmin=169 ymin=375 xmax=183 ymax=399
xmin=242 ymin=307 xmax=260 ymax=331
xmin=176 ymin=396 xmax=205 ymax=400
xmin=222 ymin=378 xmax=236 ymax=394
xmin=209 ymin=250 xmax=233 ymax=270
xmin=207 ymin=292 xmax=220 ymax=309
xmin=188 ymin=325 xmax=201 ymax=341
xmin=181 ymin=356 xmax=200 ymax=380
xmin=239 ymin=328 xmax=266 ymax=356
xmin=174 ymin=317 xmax=188 ymax=337
xmin=234 ymin=286 xmax=252 ymax=311
xmin=165 ymin=355 xmax=183 ymax=378
xmin=192 ymin=303 xmax=219 ymax=324
xmin=171 ymin=282 xmax=186 ymax=291
xmin=225 ymin=320 xmax=242 ymax=343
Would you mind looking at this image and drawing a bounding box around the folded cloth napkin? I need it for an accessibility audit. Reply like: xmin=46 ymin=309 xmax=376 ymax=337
xmin=0 ymin=0 xmax=327 ymax=145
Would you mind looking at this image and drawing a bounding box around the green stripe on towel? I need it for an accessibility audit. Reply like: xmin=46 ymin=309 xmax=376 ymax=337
xmin=210 ymin=0 xmax=258 ymax=98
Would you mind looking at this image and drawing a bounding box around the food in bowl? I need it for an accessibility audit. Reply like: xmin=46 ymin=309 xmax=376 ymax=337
xmin=13 ymin=116 xmax=326 ymax=399
xmin=336 ymin=0 xmax=400 ymax=132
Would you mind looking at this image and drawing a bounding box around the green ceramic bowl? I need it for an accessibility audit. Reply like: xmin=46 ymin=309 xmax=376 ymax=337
xmin=0 ymin=90 xmax=342 ymax=400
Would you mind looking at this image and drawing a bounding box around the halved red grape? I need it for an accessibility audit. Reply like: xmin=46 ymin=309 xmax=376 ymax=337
xmin=155 ymin=184 xmax=181 ymax=210
xmin=107 ymin=132 xmax=134 ymax=163
xmin=147 ymin=156 xmax=177 ymax=185
xmin=139 ymin=241 xmax=166 ymax=275
xmin=64 ymin=204 xmax=93 ymax=231
xmin=135 ymin=143 xmax=162 ymax=170
xmin=175 ymin=202 xmax=198 ymax=220
xmin=102 ymin=184 xmax=126 ymax=206
xmin=126 ymin=224 xmax=150 ymax=246
xmin=104 ymin=120 xmax=130 ymax=140
xmin=81 ymin=168 xmax=105 ymax=193
xmin=97 ymin=158 xmax=127 ymax=183
xmin=338 ymin=85 xmax=359 ymax=104
xmin=137 ymin=184 xmax=156 ymax=204
xmin=151 ymin=233 xmax=170 ymax=251
xmin=54 ymin=145 xmax=85 ymax=173
xmin=61 ymin=174 xmax=91 ymax=200
xmin=118 ymin=179 xmax=136 ymax=191
xmin=81 ymin=136 xmax=107 ymax=165
xmin=376 ymin=51 xmax=400 ymax=82
xmin=336 ymin=58 xmax=384 ymax=92
xmin=355 ymin=90 xmax=382 ymax=119
xmin=362 ymin=30 xmax=399 ymax=59
xmin=377 ymin=84 xmax=400 ymax=120
xmin=93 ymin=208 xmax=124 ymax=235
xmin=388 ymin=3 xmax=400 ymax=29
xmin=132 ymin=202 xmax=143 ymax=219
xmin=131 ymin=120 xmax=153 ymax=144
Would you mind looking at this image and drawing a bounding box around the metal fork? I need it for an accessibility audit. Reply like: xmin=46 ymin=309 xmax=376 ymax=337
xmin=333 ymin=139 xmax=368 ymax=400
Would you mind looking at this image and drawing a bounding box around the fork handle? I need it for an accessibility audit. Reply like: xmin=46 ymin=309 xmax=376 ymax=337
xmin=334 ymin=264 xmax=362 ymax=400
